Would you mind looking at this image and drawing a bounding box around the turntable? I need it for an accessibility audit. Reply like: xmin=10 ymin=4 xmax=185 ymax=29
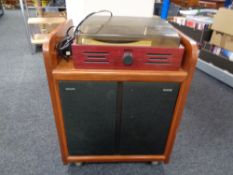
xmin=72 ymin=16 xmax=184 ymax=70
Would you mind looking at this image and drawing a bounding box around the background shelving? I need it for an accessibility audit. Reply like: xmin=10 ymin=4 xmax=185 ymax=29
xmin=169 ymin=9 xmax=233 ymax=88
xmin=19 ymin=0 xmax=66 ymax=52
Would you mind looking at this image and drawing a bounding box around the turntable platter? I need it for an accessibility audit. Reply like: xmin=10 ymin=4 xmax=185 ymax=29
xmin=92 ymin=38 xmax=139 ymax=44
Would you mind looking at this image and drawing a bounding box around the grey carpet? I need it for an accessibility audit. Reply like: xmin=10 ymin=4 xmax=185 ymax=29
xmin=68 ymin=163 xmax=164 ymax=175
xmin=0 ymin=10 xmax=233 ymax=175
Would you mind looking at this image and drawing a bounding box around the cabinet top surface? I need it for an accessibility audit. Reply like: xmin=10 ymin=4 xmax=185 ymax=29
xmin=52 ymin=59 xmax=188 ymax=82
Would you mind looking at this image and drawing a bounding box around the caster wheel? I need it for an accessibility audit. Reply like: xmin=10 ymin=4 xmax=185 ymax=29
xmin=74 ymin=162 xmax=83 ymax=167
xmin=69 ymin=162 xmax=83 ymax=167
xmin=151 ymin=161 xmax=160 ymax=165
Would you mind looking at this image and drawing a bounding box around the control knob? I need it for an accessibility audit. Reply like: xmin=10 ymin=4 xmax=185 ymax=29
xmin=123 ymin=53 xmax=133 ymax=66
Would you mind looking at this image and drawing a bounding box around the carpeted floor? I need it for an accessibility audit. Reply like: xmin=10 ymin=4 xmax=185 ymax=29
xmin=0 ymin=10 xmax=233 ymax=175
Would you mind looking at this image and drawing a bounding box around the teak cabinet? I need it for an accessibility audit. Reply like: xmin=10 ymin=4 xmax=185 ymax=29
xmin=43 ymin=20 xmax=197 ymax=164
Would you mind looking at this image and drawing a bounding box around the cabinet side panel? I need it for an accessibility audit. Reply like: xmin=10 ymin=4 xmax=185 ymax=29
xmin=120 ymin=82 xmax=180 ymax=155
xmin=59 ymin=81 xmax=117 ymax=155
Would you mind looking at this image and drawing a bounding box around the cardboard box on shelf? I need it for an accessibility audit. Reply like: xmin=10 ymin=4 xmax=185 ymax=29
xmin=210 ymin=31 xmax=221 ymax=45
xmin=211 ymin=8 xmax=233 ymax=36
xmin=221 ymin=34 xmax=233 ymax=52
xmin=210 ymin=8 xmax=233 ymax=52
xmin=210 ymin=31 xmax=233 ymax=52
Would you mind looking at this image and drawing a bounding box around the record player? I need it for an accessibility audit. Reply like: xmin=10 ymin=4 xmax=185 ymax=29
xmin=72 ymin=16 xmax=184 ymax=70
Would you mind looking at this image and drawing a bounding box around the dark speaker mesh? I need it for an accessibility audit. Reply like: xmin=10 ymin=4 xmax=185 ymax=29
xmin=59 ymin=81 xmax=117 ymax=155
xmin=120 ymin=82 xmax=180 ymax=155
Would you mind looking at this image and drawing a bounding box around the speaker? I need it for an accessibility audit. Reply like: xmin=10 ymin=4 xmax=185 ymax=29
xmin=59 ymin=81 xmax=180 ymax=155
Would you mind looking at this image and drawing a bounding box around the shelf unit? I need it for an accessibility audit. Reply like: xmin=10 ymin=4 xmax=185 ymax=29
xmin=28 ymin=17 xmax=66 ymax=25
xmin=197 ymin=59 xmax=233 ymax=88
xmin=198 ymin=48 xmax=233 ymax=87
xmin=30 ymin=33 xmax=49 ymax=44
xmin=170 ymin=22 xmax=212 ymax=44
xmin=171 ymin=20 xmax=233 ymax=88
xmin=19 ymin=0 xmax=66 ymax=52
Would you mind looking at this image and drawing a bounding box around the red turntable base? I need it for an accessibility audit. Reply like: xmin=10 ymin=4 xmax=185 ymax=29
xmin=72 ymin=44 xmax=184 ymax=70
xmin=72 ymin=16 xmax=184 ymax=71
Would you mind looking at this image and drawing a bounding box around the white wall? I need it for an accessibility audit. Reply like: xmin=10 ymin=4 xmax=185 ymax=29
xmin=66 ymin=0 xmax=155 ymax=25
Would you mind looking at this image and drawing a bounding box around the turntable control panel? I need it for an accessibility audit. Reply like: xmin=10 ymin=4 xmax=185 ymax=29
xmin=72 ymin=45 xmax=184 ymax=70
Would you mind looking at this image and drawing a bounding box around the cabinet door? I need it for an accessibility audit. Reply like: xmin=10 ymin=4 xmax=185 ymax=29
xmin=59 ymin=81 xmax=117 ymax=155
xmin=120 ymin=82 xmax=180 ymax=155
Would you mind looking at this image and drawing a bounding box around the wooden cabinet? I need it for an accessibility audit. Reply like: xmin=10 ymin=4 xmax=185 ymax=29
xmin=171 ymin=0 xmax=225 ymax=8
xmin=42 ymin=20 xmax=198 ymax=164
xmin=171 ymin=0 xmax=199 ymax=7
xmin=199 ymin=0 xmax=225 ymax=8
